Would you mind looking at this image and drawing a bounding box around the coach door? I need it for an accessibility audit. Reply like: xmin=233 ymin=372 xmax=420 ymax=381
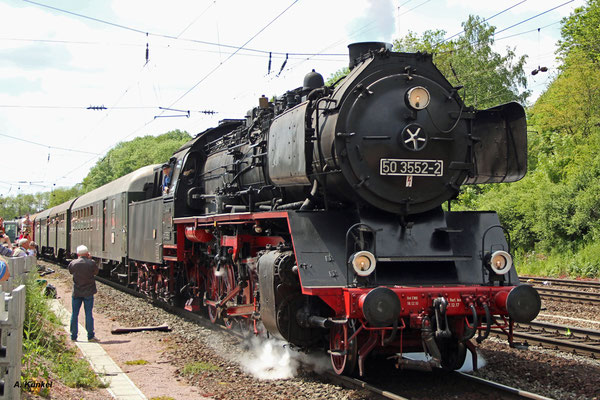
xmin=102 ymin=200 xmax=106 ymax=252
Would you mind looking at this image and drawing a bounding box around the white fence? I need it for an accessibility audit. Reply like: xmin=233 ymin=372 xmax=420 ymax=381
xmin=0 ymin=255 xmax=34 ymax=400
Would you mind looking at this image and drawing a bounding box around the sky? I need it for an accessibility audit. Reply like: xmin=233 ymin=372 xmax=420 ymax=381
xmin=0 ymin=0 xmax=586 ymax=196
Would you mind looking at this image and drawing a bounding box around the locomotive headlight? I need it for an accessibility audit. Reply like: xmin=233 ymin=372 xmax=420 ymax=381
xmin=488 ymin=250 xmax=513 ymax=275
xmin=350 ymin=251 xmax=377 ymax=277
xmin=406 ymin=86 xmax=430 ymax=110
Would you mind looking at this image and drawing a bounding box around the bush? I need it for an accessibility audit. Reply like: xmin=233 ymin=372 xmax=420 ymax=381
xmin=517 ymin=241 xmax=600 ymax=278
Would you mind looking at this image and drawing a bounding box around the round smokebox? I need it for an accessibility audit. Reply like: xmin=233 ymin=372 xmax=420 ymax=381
xmin=360 ymin=287 xmax=401 ymax=327
xmin=506 ymin=285 xmax=541 ymax=323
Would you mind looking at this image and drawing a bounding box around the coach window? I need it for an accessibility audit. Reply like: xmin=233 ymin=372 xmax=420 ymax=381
xmin=111 ymin=199 xmax=116 ymax=229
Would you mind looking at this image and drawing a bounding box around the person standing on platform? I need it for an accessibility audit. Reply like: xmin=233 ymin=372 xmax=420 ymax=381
xmin=11 ymin=239 xmax=29 ymax=257
xmin=68 ymin=245 xmax=100 ymax=342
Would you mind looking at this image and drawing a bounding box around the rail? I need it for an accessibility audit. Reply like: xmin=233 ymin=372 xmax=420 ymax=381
xmin=535 ymin=287 xmax=600 ymax=305
xmin=520 ymin=276 xmax=600 ymax=289
xmin=492 ymin=320 xmax=600 ymax=358
xmin=91 ymin=274 xmax=550 ymax=399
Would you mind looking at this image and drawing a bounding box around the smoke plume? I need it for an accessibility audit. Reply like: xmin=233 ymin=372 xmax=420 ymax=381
xmin=347 ymin=0 xmax=396 ymax=43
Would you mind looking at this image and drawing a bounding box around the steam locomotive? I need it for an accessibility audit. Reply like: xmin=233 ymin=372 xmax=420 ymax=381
xmin=35 ymin=42 xmax=540 ymax=376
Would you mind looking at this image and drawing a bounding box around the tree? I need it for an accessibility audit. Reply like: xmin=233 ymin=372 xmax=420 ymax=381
xmin=393 ymin=15 xmax=530 ymax=109
xmin=82 ymin=130 xmax=191 ymax=192
xmin=558 ymin=0 xmax=600 ymax=63
xmin=0 ymin=192 xmax=49 ymax=219
xmin=49 ymin=185 xmax=83 ymax=208
xmin=326 ymin=67 xmax=350 ymax=86
xmin=458 ymin=2 xmax=600 ymax=278
xmin=529 ymin=50 xmax=600 ymax=138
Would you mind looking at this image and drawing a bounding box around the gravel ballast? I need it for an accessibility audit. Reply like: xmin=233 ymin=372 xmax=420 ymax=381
xmin=44 ymin=262 xmax=600 ymax=399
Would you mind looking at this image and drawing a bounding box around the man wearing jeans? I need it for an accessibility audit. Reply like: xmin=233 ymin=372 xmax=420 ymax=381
xmin=69 ymin=245 xmax=99 ymax=342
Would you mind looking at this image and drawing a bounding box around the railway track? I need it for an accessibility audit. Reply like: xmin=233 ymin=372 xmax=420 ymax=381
xmin=535 ymin=287 xmax=600 ymax=305
xmin=330 ymin=369 xmax=553 ymax=399
xmin=87 ymin=274 xmax=551 ymax=400
xmin=492 ymin=320 xmax=600 ymax=359
xmin=518 ymin=276 xmax=600 ymax=306
xmin=520 ymin=276 xmax=600 ymax=289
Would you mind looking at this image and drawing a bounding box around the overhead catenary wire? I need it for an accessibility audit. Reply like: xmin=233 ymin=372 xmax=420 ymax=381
xmin=176 ymin=0 xmax=216 ymax=38
xmin=163 ymin=0 xmax=301 ymax=111
xmin=434 ymin=1 xmax=576 ymax=56
xmin=274 ymin=0 xmax=436 ymax=77
xmin=398 ymin=0 xmax=433 ymax=17
xmin=0 ymin=36 xmax=345 ymax=63
xmin=0 ymin=104 xmax=206 ymax=112
xmin=0 ymin=104 xmax=217 ymax=112
xmin=54 ymin=0 xmax=300 ymax=186
xmin=438 ymin=0 xmax=529 ymax=45
xmin=0 ymin=133 xmax=101 ymax=155
xmin=21 ymin=0 xmax=344 ymax=57
xmin=433 ymin=21 xmax=564 ymax=83
xmin=495 ymin=0 xmax=574 ymax=36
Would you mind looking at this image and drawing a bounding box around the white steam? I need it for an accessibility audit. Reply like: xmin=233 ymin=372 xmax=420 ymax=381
xmin=237 ymin=337 xmax=332 ymax=380
xmin=346 ymin=0 xmax=396 ymax=43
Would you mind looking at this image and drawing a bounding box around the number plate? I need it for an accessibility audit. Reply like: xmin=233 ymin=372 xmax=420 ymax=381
xmin=380 ymin=159 xmax=443 ymax=176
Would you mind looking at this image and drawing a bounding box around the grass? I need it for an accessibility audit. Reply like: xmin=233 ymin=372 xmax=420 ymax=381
xmin=22 ymin=272 xmax=107 ymax=397
xmin=517 ymin=241 xmax=600 ymax=278
xmin=125 ymin=359 xmax=149 ymax=365
xmin=181 ymin=361 xmax=221 ymax=375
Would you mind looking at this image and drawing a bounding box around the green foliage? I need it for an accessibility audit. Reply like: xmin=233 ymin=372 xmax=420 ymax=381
xmin=82 ymin=130 xmax=191 ymax=192
xmin=519 ymin=241 xmax=600 ymax=278
xmin=456 ymin=2 xmax=600 ymax=277
xmin=22 ymin=273 xmax=106 ymax=394
xmin=53 ymin=353 xmax=106 ymax=388
xmin=458 ymin=126 xmax=600 ymax=255
xmin=325 ymin=67 xmax=350 ymax=86
xmin=181 ymin=361 xmax=221 ymax=375
xmin=49 ymin=185 xmax=83 ymax=208
xmin=125 ymin=359 xmax=149 ymax=365
xmin=558 ymin=0 xmax=600 ymax=63
xmin=1 ymin=130 xmax=190 ymax=218
xmin=529 ymin=50 xmax=600 ymax=137
xmin=0 ymin=192 xmax=48 ymax=219
xmin=393 ymin=15 xmax=530 ymax=109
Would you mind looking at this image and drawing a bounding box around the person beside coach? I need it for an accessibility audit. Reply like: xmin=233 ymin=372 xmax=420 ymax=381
xmin=68 ymin=245 xmax=100 ymax=342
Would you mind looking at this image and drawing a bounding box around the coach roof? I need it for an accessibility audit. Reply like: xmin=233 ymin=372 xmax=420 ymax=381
xmin=72 ymin=164 xmax=158 ymax=210
xmin=36 ymin=208 xmax=51 ymax=220
xmin=49 ymin=198 xmax=78 ymax=217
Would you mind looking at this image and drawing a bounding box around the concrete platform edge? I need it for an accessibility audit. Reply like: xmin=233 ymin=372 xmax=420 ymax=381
xmin=49 ymin=299 xmax=147 ymax=400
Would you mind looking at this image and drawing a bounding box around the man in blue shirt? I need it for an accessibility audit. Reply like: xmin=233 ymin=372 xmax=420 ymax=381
xmin=162 ymin=163 xmax=172 ymax=194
